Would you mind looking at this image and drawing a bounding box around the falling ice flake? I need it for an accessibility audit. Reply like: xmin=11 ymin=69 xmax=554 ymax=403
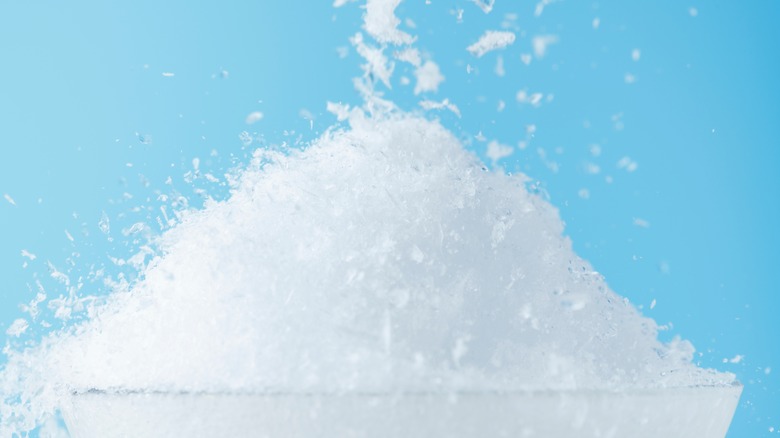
xmin=617 ymin=156 xmax=638 ymax=172
xmin=520 ymin=53 xmax=532 ymax=65
xmin=625 ymin=73 xmax=637 ymax=84
xmin=689 ymin=7 xmax=699 ymax=17
xmin=471 ymin=0 xmax=494 ymax=14
xmin=6 ymin=319 xmax=29 ymax=337
xmin=494 ymin=56 xmax=505 ymax=77
xmin=21 ymin=250 xmax=37 ymax=261
xmin=4 ymin=193 xmax=16 ymax=206
xmin=245 ymin=112 xmax=264 ymax=124
xmin=633 ymin=218 xmax=650 ymax=228
xmin=632 ymin=49 xmax=641 ymax=61
xmin=650 ymin=299 xmax=657 ymax=310
xmin=723 ymin=355 xmax=744 ymax=364
xmin=414 ymin=61 xmax=445 ymax=95
xmin=516 ymin=90 xmax=544 ymax=107
xmin=64 ymin=230 xmax=75 ymax=242
xmin=419 ymin=99 xmax=461 ymax=117
xmin=577 ymin=188 xmax=590 ymax=200
xmin=363 ymin=0 xmax=415 ymax=45
xmin=98 ymin=211 xmax=111 ymax=235
xmin=486 ymin=140 xmax=514 ymax=164
xmin=592 ymin=17 xmax=600 ymax=29
xmin=467 ymin=31 xmax=516 ymax=57
xmin=161 ymin=72 xmax=175 ymax=77
xmin=534 ymin=0 xmax=558 ymax=17
xmin=532 ymin=35 xmax=559 ymax=58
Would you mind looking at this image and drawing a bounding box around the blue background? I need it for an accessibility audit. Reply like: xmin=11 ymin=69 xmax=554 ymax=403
xmin=0 ymin=1 xmax=777 ymax=436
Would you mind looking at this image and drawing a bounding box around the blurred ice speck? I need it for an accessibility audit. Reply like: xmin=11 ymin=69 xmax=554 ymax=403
xmin=532 ymin=35 xmax=559 ymax=58
xmin=245 ymin=111 xmax=264 ymax=124
xmin=3 ymin=193 xmax=16 ymax=206
xmin=471 ymin=0 xmax=495 ymax=14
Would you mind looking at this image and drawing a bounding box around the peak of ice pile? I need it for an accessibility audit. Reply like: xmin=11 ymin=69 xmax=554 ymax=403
xmin=0 ymin=110 xmax=733 ymax=434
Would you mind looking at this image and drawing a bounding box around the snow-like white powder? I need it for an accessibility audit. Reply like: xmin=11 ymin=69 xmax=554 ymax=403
xmin=0 ymin=0 xmax=739 ymax=435
xmin=467 ymin=31 xmax=516 ymax=58
xmin=0 ymin=109 xmax=735 ymax=435
xmin=413 ymin=60 xmax=445 ymax=95
xmin=363 ymin=0 xmax=415 ymax=45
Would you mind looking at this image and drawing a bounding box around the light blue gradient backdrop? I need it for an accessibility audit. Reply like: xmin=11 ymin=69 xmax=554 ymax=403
xmin=1 ymin=1 xmax=777 ymax=436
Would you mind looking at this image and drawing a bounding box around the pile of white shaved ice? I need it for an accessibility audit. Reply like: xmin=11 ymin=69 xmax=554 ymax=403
xmin=0 ymin=111 xmax=734 ymax=434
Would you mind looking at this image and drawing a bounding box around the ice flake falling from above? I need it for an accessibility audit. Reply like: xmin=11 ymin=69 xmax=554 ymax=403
xmin=471 ymin=0 xmax=495 ymax=14
xmin=467 ymin=31 xmax=516 ymax=58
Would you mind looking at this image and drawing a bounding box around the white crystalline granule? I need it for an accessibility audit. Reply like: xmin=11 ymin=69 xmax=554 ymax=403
xmin=467 ymin=31 xmax=516 ymax=57
xmin=0 ymin=111 xmax=735 ymax=435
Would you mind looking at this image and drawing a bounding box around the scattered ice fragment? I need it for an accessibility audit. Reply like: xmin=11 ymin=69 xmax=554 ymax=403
xmin=723 ymin=355 xmax=744 ymax=364
xmin=192 ymin=158 xmax=200 ymax=171
xmin=64 ymin=230 xmax=75 ymax=242
xmin=475 ymin=131 xmax=487 ymax=142
xmin=363 ymin=0 xmax=415 ymax=45
xmin=351 ymin=32 xmax=394 ymax=88
xmin=532 ymin=35 xmax=559 ymax=58
xmin=453 ymin=8 xmax=464 ymax=23
xmin=467 ymin=31 xmax=516 ymax=58
xmin=5 ymin=319 xmax=28 ymax=337
xmin=3 ymin=193 xmax=16 ymax=206
xmin=589 ymin=144 xmax=601 ymax=157
xmin=21 ymin=250 xmax=37 ymax=261
xmin=418 ymin=98 xmax=461 ymax=117
xmin=486 ymin=140 xmax=514 ymax=165
xmin=327 ymin=101 xmax=352 ymax=121
xmin=516 ymin=90 xmax=544 ymax=107
xmin=624 ymin=73 xmax=637 ymax=84
xmin=161 ymin=72 xmax=175 ymax=77
xmin=414 ymin=60 xmax=445 ymax=95
xmin=520 ymin=53 xmax=532 ymax=65
xmin=395 ymin=48 xmax=421 ymax=66
xmin=332 ymin=0 xmax=356 ymax=6
xmin=766 ymin=367 xmax=772 ymax=375
xmin=470 ymin=0 xmax=495 ymax=14
xmin=689 ymin=7 xmax=698 ymax=17
xmin=617 ymin=156 xmax=638 ymax=172
xmin=245 ymin=111 xmax=264 ymax=124
xmin=633 ymin=218 xmax=650 ymax=228
xmin=497 ymin=100 xmax=506 ymax=112
xmin=632 ymin=48 xmax=641 ymax=61
xmin=592 ymin=17 xmax=600 ymax=29
xmin=138 ymin=133 xmax=152 ymax=144
xmin=650 ymin=299 xmax=657 ymax=310
xmin=534 ymin=0 xmax=558 ymax=17
xmin=578 ymin=188 xmax=590 ymax=200
xmin=494 ymin=55 xmax=505 ymax=77
xmin=98 ymin=211 xmax=111 ymax=235
xmin=336 ymin=46 xmax=349 ymax=59
xmin=583 ymin=162 xmax=600 ymax=174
